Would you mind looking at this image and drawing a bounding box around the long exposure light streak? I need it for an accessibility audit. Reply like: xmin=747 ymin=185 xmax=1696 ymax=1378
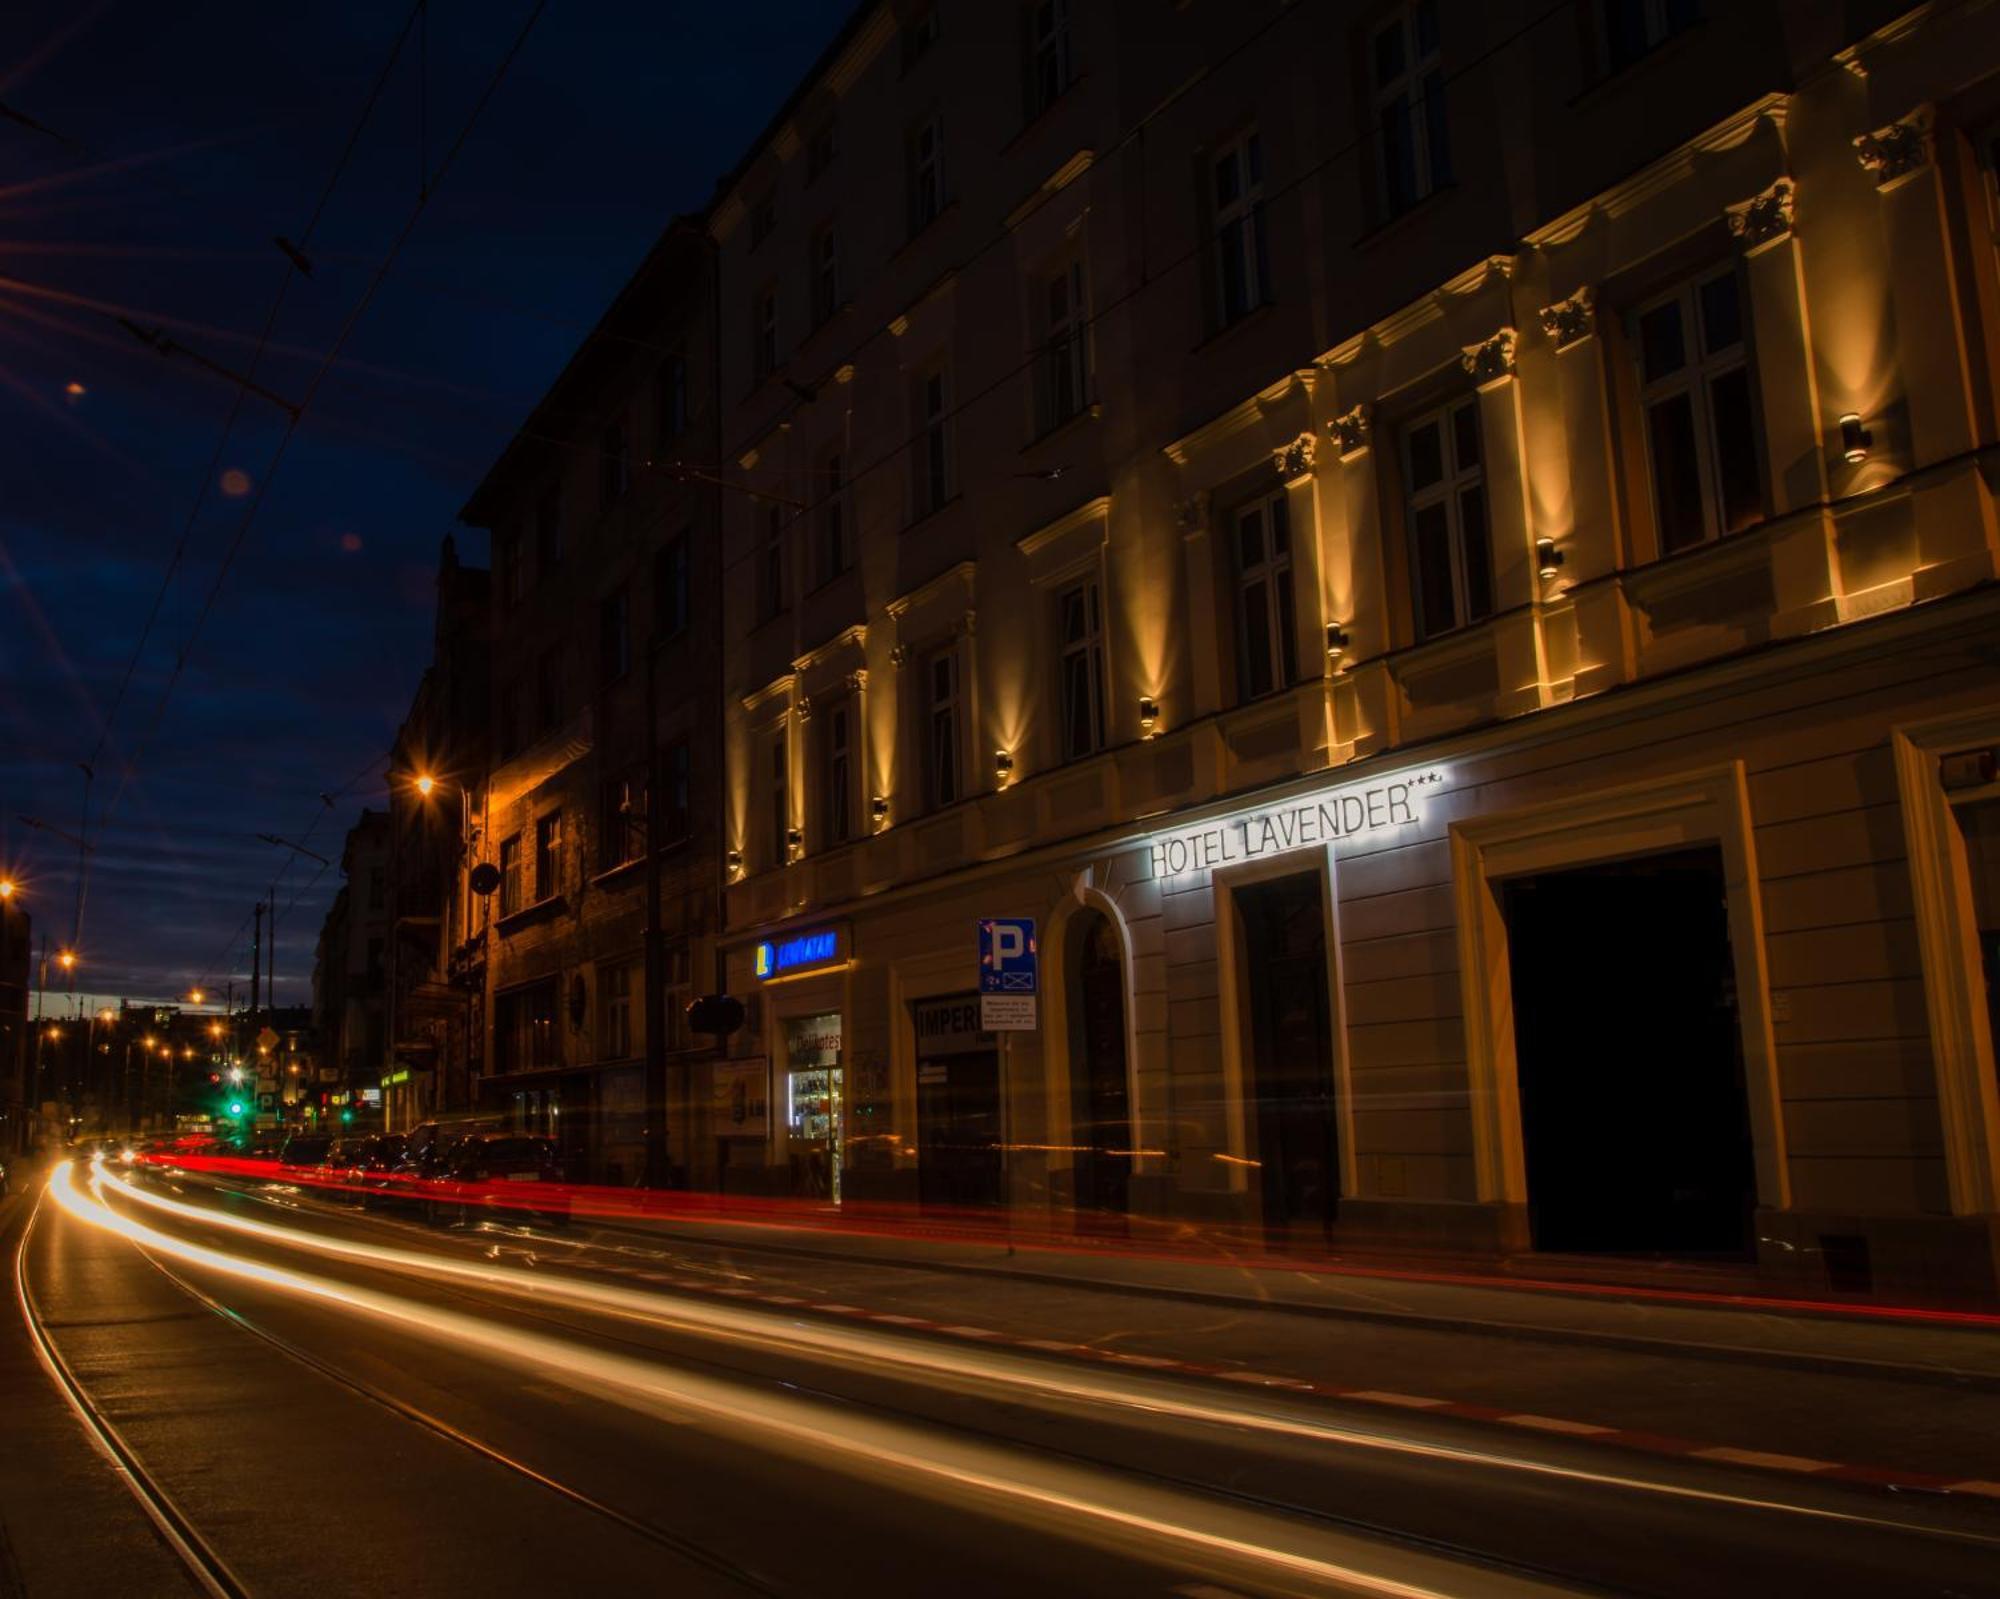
xmin=96 ymin=1164 xmax=2000 ymax=1547
xmin=50 ymin=1163 xmax=1571 ymax=1598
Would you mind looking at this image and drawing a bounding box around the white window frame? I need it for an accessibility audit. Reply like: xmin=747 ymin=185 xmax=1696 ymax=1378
xmin=1633 ymin=265 xmax=1757 ymax=555
xmin=758 ymin=505 xmax=788 ymax=621
xmin=499 ymin=834 xmax=523 ymax=917
xmin=916 ymin=367 xmax=952 ymax=516
xmin=1057 ymin=575 xmax=1106 ymax=760
xmin=817 ymin=448 xmax=849 ymax=586
xmin=923 ymin=646 xmax=962 ymax=810
xmin=1370 ymin=0 xmax=1448 ymax=216
xmin=1029 ymin=0 xmax=1072 ymax=118
xmin=1233 ymin=491 xmax=1297 ymax=700
xmin=1040 ymin=255 xmax=1090 ymax=434
xmin=534 ymin=809 xmax=562 ymax=903
xmin=1402 ymin=396 xmax=1490 ymax=641
xmin=1211 ymin=131 xmax=1266 ymax=327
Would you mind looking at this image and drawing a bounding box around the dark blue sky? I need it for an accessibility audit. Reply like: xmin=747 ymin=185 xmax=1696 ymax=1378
xmin=0 ymin=0 xmax=845 ymax=1009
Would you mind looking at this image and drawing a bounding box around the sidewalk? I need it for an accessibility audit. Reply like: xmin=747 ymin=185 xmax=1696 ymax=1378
xmin=573 ymin=1206 xmax=2000 ymax=1390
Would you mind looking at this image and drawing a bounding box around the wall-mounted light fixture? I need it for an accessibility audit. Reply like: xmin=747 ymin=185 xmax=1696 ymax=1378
xmin=785 ymin=827 xmax=803 ymax=860
xmin=1324 ymin=622 xmax=1350 ymax=662
xmin=1535 ymin=538 xmax=1565 ymax=580
xmin=726 ymin=847 xmax=743 ymax=875
xmin=1138 ymin=697 xmax=1160 ymax=738
xmin=1839 ymin=412 xmax=1873 ymax=464
xmin=870 ymin=795 xmax=890 ymax=828
xmin=994 ymin=750 xmax=1014 ymax=784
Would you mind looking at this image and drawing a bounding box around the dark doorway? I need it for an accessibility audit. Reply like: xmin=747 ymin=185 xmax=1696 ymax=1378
xmin=915 ymin=1048 xmax=1002 ymax=1212
xmin=1501 ymin=845 xmax=1757 ymax=1258
xmin=1237 ymin=873 xmax=1339 ymax=1239
xmin=1069 ymin=911 xmax=1132 ymax=1226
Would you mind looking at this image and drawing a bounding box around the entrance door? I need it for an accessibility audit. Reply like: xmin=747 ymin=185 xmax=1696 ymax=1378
xmin=1237 ymin=874 xmax=1339 ymax=1239
xmin=1502 ymin=846 xmax=1757 ymax=1258
xmin=1070 ymin=912 xmax=1132 ymax=1225
xmin=916 ymin=1050 xmax=1003 ymax=1212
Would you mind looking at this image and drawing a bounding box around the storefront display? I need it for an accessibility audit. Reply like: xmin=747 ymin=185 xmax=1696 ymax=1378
xmin=785 ymin=1012 xmax=843 ymax=1202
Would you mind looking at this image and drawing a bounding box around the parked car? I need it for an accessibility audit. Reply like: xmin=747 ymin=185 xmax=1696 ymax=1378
xmin=428 ymin=1134 xmax=568 ymax=1229
xmin=279 ymin=1132 xmax=334 ymax=1170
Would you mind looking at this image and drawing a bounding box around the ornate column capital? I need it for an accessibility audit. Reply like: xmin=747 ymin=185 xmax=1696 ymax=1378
xmin=1329 ymin=404 xmax=1370 ymax=459
xmin=1273 ymin=431 xmax=1317 ymax=482
xmin=1854 ymin=106 xmax=1933 ymax=189
xmin=1460 ymin=327 xmax=1518 ymax=387
xmin=795 ymin=694 xmax=814 ymax=721
xmin=889 ymin=642 xmax=911 ymax=668
xmin=1725 ymin=177 xmax=1795 ymax=254
xmin=1175 ymin=492 xmax=1210 ymax=535
xmin=845 ymin=668 xmax=868 ymax=693
xmin=1537 ymin=286 xmax=1596 ymax=350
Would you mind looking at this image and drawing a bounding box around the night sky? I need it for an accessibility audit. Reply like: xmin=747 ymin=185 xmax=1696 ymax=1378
xmin=1 ymin=1 xmax=845 ymax=1012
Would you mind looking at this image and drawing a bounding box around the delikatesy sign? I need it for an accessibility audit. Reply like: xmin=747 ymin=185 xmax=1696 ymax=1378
xmin=1146 ymin=769 xmax=1445 ymax=882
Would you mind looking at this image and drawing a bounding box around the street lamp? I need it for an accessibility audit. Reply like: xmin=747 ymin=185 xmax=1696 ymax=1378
xmin=0 ymin=878 xmax=15 ymax=900
xmin=189 ymin=986 xmax=205 ymax=1005
xmin=415 ymin=773 xmax=437 ymax=797
xmin=56 ymin=949 xmax=76 ymax=973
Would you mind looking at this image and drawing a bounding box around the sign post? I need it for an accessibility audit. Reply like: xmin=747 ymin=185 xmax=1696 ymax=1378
xmin=977 ymin=918 xmax=1038 ymax=1032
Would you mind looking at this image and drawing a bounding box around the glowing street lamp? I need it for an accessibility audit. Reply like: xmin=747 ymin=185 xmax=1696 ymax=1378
xmin=189 ymin=986 xmax=205 ymax=1005
xmin=0 ymin=878 xmax=15 ymax=900
xmin=415 ymin=773 xmax=437 ymax=797
xmin=56 ymin=949 xmax=77 ymax=973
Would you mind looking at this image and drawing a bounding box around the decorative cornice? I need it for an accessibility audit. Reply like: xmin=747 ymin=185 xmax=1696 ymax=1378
xmin=1016 ymin=495 xmax=1111 ymax=559
xmin=884 ymin=559 xmax=976 ymax=621
xmin=1314 ymin=254 xmax=1515 ymax=370
xmin=740 ymin=671 xmax=798 ymax=715
xmin=1460 ymin=327 xmax=1518 ymax=387
xmin=1162 ymin=371 xmax=1306 ymax=467
xmin=1725 ymin=177 xmax=1794 ymax=254
xmin=792 ymin=623 xmax=868 ymax=676
xmin=1274 ymin=432 xmax=1317 ymax=482
xmin=1329 ymin=404 xmax=1370 ymax=459
xmin=1537 ymin=286 xmax=1595 ymax=350
xmin=1854 ymin=106 xmax=1933 ymax=189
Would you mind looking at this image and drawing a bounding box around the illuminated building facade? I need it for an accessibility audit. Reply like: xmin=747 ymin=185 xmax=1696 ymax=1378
xmin=697 ymin=1 xmax=2000 ymax=1294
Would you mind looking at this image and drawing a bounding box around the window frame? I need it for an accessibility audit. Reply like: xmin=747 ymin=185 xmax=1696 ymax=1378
xmin=1369 ymin=0 xmax=1451 ymax=218
xmin=1400 ymin=394 xmax=1493 ymax=641
xmin=657 ymin=350 xmax=689 ymax=445
xmin=599 ymin=583 xmax=631 ymax=687
xmin=756 ymin=504 xmax=789 ymax=622
xmin=910 ymin=115 xmax=946 ymax=234
xmin=1038 ymin=254 xmax=1091 ymax=435
xmin=499 ymin=833 xmax=524 ymax=918
xmin=660 ymin=737 xmax=692 ymax=846
xmin=598 ymin=767 xmax=646 ymax=872
xmin=811 ymin=222 xmax=841 ymax=328
xmin=1210 ymin=130 xmax=1268 ymax=329
xmin=1056 ymin=575 xmax=1107 ymax=760
xmin=535 ymin=486 xmax=563 ymax=578
xmin=600 ymin=417 xmax=629 ymax=507
xmin=819 ymin=696 xmax=854 ymax=848
xmin=655 ymin=531 xmax=690 ymax=639
xmin=753 ymin=283 xmax=779 ymax=380
xmin=534 ymin=810 xmax=563 ymax=904
xmin=1027 ymin=0 xmax=1073 ymax=119
xmin=922 ymin=645 xmax=963 ymax=811
xmin=1232 ymin=490 xmax=1300 ymax=700
xmin=816 ymin=448 xmax=851 ymax=587
xmin=915 ymin=366 xmax=952 ymax=517
xmin=599 ymin=960 xmax=636 ymax=1062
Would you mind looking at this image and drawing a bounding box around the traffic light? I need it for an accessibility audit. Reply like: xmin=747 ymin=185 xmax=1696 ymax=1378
xmin=339 ymin=1108 xmax=353 ymax=1124
xmin=208 ymin=1072 xmax=221 ymax=1086
xmin=227 ymin=1100 xmax=245 ymax=1117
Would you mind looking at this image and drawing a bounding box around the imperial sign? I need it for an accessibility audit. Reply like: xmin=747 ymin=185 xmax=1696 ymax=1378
xmin=1146 ymin=770 xmax=1443 ymax=881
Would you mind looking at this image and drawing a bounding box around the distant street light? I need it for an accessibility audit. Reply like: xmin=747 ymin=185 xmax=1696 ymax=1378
xmin=415 ymin=773 xmax=437 ymax=797
xmin=0 ymin=878 xmax=15 ymax=900
xmin=56 ymin=949 xmax=76 ymax=972
xmin=189 ymin=986 xmax=205 ymax=1004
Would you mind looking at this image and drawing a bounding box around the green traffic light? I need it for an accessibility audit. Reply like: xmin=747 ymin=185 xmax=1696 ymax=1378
xmin=340 ymin=1109 xmax=353 ymax=1124
xmin=227 ymin=1100 xmax=244 ymax=1117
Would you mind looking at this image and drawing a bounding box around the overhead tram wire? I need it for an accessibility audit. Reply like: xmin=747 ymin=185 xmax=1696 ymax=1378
xmin=71 ymin=0 xmax=428 ymax=953
xmin=96 ymin=0 xmax=549 ymax=844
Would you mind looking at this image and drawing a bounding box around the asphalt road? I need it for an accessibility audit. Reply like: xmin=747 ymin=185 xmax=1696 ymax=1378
xmin=9 ymin=1158 xmax=2000 ymax=1598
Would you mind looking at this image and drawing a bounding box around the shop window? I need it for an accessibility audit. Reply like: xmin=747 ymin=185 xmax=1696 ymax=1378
xmin=1210 ymin=130 xmax=1267 ymax=329
xmin=1037 ymin=254 xmax=1091 ymax=436
xmin=599 ymin=960 xmax=637 ymax=1062
xmin=1403 ymin=395 xmax=1491 ymax=640
xmin=499 ymin=833 xmax=523 ymax=917
xmin=785 ymin=1012 xmax=844 ymax=1203
xmin=924 ymin=646 xmax=962 ymax=809
xmin=1234 ymin=491 xmax=1297 ymax=699
xmin=535 ymin=810 xmax=563 ymax=902
xmin=495 ymin=980 xmax=558 ymax=1072
xmin=1633 ymin=265 xmax=1763 ymax=554
xmin=1058 ymin=576 xmax=1106 ymax=759
xmin=820 ymin=697 xmax=854 ymax=847
xmin=1369 ymin=0 xmax=1450 ymax=217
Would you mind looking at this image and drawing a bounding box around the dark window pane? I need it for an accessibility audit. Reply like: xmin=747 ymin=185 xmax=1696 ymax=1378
xmin=1275 ymin=567 xmax=1297 ymax=684
xmin=1423 ymin=70 xmax=1451 ymax=189
xmin=1647 ymin=393 xmax=1706 ymax=553
xmin=1214 ymin=152 xmax=1239 ymax=210
xmin=1063 ymin=653 xmax=1092 ymax=758
xmin=1219 ymin=217 xmax=1249 ymax=321
xmin=1380 ymin=102 xmax=1416 ymax=214
xmin=1269 ymin=494 xmax=1290 ymax=553
xmin=1709 ymin=368 xmax=1763 ymax=533
xmin=1698 ymin=272 xmax=1742 ymax=355
xmin=1412 ymin=502 xmax=1456 ymax=637
xmin=1451 ymin=400 xmax=1479 ymax=471
xmin=1407 ymin=418 xmax=1444 ymax=491
xmin=1639 ymin=300 xmax=1685 ymax=383
xmin=1459 ymin=485 xmax=1492 ymax=621
xmin=1416 ymin=1 xmax=1439 ymax=55
xmin=1236 ymin=512 xmax=1264 ymax=571
xmin=1372 ymin=21 xmax=1404 ymax=88
xmin=1240 ymin=577 xmax=1273 ymax=699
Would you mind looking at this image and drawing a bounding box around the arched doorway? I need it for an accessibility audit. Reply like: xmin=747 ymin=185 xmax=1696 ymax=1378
xmin=1067 ymin=909 xmax=1131 ymax=1226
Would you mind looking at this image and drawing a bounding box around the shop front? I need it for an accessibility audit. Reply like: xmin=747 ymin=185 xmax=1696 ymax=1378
xmin=911 ymin=994 xmax=1002 ymax=1214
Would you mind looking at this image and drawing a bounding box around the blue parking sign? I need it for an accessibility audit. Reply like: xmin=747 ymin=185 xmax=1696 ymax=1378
xmin=978 ymin=918 xmax=1037 ymax=994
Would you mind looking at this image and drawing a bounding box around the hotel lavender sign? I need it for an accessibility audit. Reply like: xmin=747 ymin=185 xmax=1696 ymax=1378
xmin=1146 ymin=770 xmax=1445 ymax=881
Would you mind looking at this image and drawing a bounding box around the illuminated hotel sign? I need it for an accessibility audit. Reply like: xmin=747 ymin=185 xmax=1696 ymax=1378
xmin=1146 ymin=770 xmax=1445 ymax=881
xmin=754 ymin=925 xmax=843 ymax=980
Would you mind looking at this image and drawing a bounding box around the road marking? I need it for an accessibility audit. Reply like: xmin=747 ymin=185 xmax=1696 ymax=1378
xmin=1691 ymin=1447 xmax=1834 ymax=1474
xmin=1217 ymin=1371 xmax=1313 ymax=1388
xmin=1343 ymin=1391 xmax=1450 ymax=1409
xmin=938 ymin=1326 xmax=1002 ymax=1338
xmin=1499 ymin=1415 xmax=1615 ymax=1436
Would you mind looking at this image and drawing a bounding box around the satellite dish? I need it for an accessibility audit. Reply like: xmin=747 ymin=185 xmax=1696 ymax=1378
xmin=469 ymin=862 xmax=502 ymax=896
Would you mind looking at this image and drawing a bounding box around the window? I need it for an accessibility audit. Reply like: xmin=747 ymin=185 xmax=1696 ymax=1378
xmin=654 ymin=532 xmax=690 ymax=637
xmin=536 ymin=644 xmax=564 ymax=735
xmin=1598 ymin=0 xmax=1699 ymax=74
xmin=910 ymin=116 xmax=945 ymax=233
xmin=599 ymin=585 xmax=630 ymax=685
xmin=753 ymin=285 xmax=778 ymax=380
xmin=499 ymin=834 xmax=523 ymax=917
xmin=534 ymin=811 xmax=563 ymax=902
xmin=756 ymin=505 xmax=788 ymax=621
xmin=904 ymin=5 xmax=940 ymax=66
xmin=923 ymin=647 xmax=961 ymax=809
xmin=817 ymin=449 xmax=850 ymax=586
xmin=500 ymin=530 xmax=525 ymax=609
xmin=811 ymin=223 xmax=841 ymax=327
xmin=535 ymin=487 xmax=563 ymax=577
xmin=600 ymin=961 xmax=636 ymax=1061
xmin=1057 ymin=577 xmax=1106 ymax=759
xmin=1211 ymin=131 xmax=1267 ymax=327
xmin=769 ymin=736 xmax=790 ymax=866
xmin=497 ymin=680 xmax=521 ymax=760
xmin=1371 ymin=1 xmax=1450 ymax=217
xmin=1403 ymin=396 xmax=1492 ymax=639
xmin=1634 ymin=267 xmax=1762 ymax=554
xmin=820 ymin=699 xmax=853 ymax=847
xmin=806 ymin=121 xmax=836 ymax=183
xmin=657 ymin=350 xmax=689 ymax=444
xmin=599 ymin=768 xmax=646 ymax=870
xmin=916 ymin=368 xmax=952 ymax=516
xmin=600 ymin=418 xmax=628 ymax=507
xmin=1028 ymin=0 xmax=1072 ymax=118
xmin=1039 ymin=256 xmax=1091 ymax=434
xmin=660 ymin=738 xmax=691 ymax=844
xmin=495 ymin=980 xmax=558 ymax=1072
xmin=749 ymin=190 xmax=776 ymax=249
xmin=1234 ymin=493 xmax=1299 ymax=698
